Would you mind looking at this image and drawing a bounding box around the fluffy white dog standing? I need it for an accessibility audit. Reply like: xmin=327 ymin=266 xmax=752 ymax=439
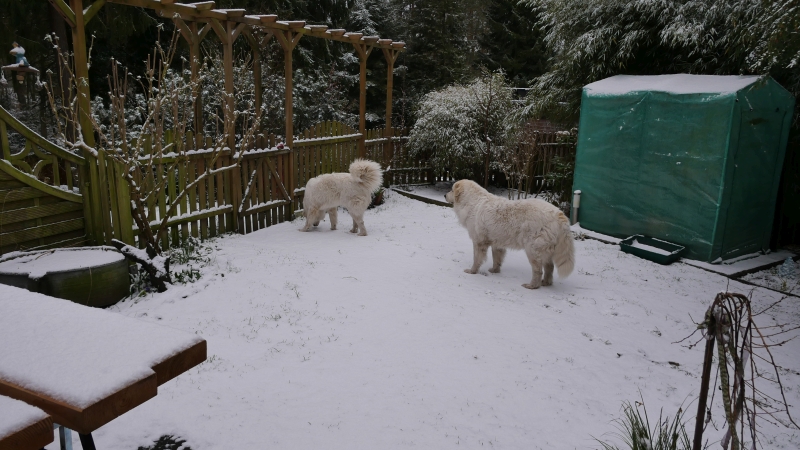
xmin=301 ymin=159 xmax=383 ymax=236
xmin=445 ymin=180 xmax=575 ymax=289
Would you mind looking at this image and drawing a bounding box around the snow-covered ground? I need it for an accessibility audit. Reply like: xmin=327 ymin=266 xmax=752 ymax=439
xmin=51 ymin=190 xmax=800 ymax=449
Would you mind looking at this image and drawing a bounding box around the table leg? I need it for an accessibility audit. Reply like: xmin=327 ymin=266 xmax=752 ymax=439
xmin=57 ymin=425 xmax=72 ymax=450
xmin=78 ymin=433 xmax=96 ymax=450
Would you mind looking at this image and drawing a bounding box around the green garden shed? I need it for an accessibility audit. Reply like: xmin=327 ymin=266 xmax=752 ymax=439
xmin=573 ymin=74 xmax=795 ymax=262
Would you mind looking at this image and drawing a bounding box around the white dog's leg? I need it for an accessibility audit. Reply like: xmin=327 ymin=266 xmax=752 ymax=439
xmin=350 ymin=210 xmax=368 ymax=236
xmin=466 ymin=242 xmax=489 ymax=274
xmin=489 ymin=247 xmax=506 ymax=273
xmin=523 ymin=249 xmax=543 ymax=289
xmin=312 ymin=209 xmax=323 ymax=227
xmin=542 ymin=260 xmax=554 ymax=286
xmin=328 ymin=208 xmax=338 ymax=230
xmin=301 ymin=208 xmax=317 ymax=231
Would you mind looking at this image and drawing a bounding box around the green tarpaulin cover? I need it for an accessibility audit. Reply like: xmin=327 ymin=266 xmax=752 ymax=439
xmin=573 ymin=74 xmax=794 ymax=262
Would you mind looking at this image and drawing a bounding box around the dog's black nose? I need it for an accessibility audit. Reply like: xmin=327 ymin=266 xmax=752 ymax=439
xmin=444 ymin=194 xmax=447 ymax=200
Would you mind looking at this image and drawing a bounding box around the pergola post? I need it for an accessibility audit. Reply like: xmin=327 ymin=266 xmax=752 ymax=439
xmin=210 ymin=19 xmax=246 ymax=232
xmin=51 ymin=0 xmax=107 ymax=245
xmin=243 ymin=29 xmax=272 ymax=128
xmin=275 ymin=29 xmax=302 ymax=211
xmin=174 ymin=18 xmax=211 ymax=148
xmin=382 ymin=48 xmax=400 ymax=138
xmin=68 ymin=0 xmax=94 ymax=148
xmin=352 ymin=41 xmax=374 ymax=159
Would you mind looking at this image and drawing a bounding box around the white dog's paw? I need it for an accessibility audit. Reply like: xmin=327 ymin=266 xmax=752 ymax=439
xmin=541 ymin=279 xmax=553 ymax=286
xmin=358 ymin=232 xmax=367 ymax=236
xmin=331 ymin=225 xmax=337 ymax=230
xmin=522 ymin=283 xmax=541 ymax=290
xmin=464 ymin=269 xmax=478 ymax=274
xmin=488 ymin=267 xmax=501 ymax=273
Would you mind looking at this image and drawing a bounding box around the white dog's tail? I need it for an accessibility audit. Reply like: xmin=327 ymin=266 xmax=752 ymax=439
xmin=553 ymin=214 xmax=575 ymax=278
xmin=349 ymin=159 xmax=383 ymax=192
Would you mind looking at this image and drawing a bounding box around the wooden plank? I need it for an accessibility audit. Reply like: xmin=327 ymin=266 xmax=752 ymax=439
xmin=0 ymin=403 xmax=53 ymax=450
xmin=107 ymin=159 xmax=123 ymax=241
xmin=151 ymin=339 xmax=207 ymax=385
xmin=157 ymin=163 xmax=168 ymax=249
xmin=0 ymin=105 xmax=85 ymax=165
xmin=0 ymin=201 xmax=83 ymax=226
xmin=256 ymin=158 xmax=266 ymax=229
xmin=0 ymin=218 xmax=84 ymax=246
xmin=188 ymin=160 xmax=198 ymax=238
xmin=168 ymin=164 xmax=179 ymax=246
xmin=0 ymin=188 xmax=50 ymax=202
xmin=178 ymin=162 xmax=189 ymax=242
xmin=151 ymin=205 xmax=233 ymax=230
xmin=0 ymin=161 xmax=82 ymax=203
xmin=196 ymin=158 xmax=208 ymax=239
xmin=215 ymin=157 xmax=225 ymax=233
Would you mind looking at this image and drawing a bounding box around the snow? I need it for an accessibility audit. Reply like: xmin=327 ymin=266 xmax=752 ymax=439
xmin=0 ymin=247 xmax=124 ymax=280
xmin=682 ymin=249 xmax=797 ymax=277
xmin=0 ymin=286 xmax=204 ymax=409
xmin=626 ymin=239 xmax=674 ymax=256
xmin=0 ymin=395 xmax=48 ymax=439
xmin=585 ymin=74 xmax=762 ymax=95
xmin=41 ymin=190 xmax=799 ymax=450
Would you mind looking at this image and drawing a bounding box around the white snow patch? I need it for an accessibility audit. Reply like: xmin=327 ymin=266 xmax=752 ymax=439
xmin=35 ymin=192 xmax=800 ymax=449
xmin=585 ymin=74 xmax=761 ymax=95
xmin=0 ymin=395 xmax=48 ymax=439
xmin=0 ymin=286 xmax=204 ymax=409
xmin=0 ymin=248 xmax=124 ymax=280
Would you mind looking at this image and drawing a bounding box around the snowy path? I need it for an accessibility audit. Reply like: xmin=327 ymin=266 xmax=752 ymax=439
xmin=61 ymin=191 xmax=799 ymax=449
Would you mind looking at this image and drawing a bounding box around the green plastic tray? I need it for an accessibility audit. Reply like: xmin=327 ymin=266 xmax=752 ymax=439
xmin=619 ymin=235 xmax=686 ymax=265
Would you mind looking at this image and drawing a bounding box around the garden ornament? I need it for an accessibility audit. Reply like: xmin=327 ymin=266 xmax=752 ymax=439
xmin=9 ymin=42 xmax=29 ymax=67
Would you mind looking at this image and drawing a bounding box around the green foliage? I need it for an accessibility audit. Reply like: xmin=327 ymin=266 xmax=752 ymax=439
xmin=478 ymin=0 xmax=547 ymax=87
xmin=137 ymin=434 xmax=192 ymax=450
xmin=128 ymin=237 xmax=212 ymax=297
xmin=540 ymin=154 xmax=575 ymax=211
xmin=408 ymin=71 xmax=521 ymax=185
xmin=522 ymin=0 xmax=800 ymax=128
xmin=595 ymin=399 xmax=692 ymax=450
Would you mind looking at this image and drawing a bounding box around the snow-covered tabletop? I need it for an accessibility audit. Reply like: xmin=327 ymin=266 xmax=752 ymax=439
xmin=0 ymin=395 xmax=52 ymax=449
xmin=0 ymin=285 xmax=206 ymax=434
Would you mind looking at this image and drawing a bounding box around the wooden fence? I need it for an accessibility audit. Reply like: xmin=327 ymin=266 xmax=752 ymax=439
xmin=0 ymin=106 xmax=90 ymax=256
xmin=1 ymin=109 xmax=578 ymax=255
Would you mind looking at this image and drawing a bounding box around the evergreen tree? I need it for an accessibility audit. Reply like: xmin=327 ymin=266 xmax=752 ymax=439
xmin=478 ymin=0 xmax=546 ymax=87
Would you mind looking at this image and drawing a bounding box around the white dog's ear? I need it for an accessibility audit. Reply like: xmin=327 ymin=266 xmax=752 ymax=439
xmin=453 ymin=182 xmax=463 ymax=203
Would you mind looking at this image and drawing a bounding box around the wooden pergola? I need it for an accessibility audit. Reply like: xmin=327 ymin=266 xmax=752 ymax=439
xmin=47 ymin=0 xmax=405 ymax=193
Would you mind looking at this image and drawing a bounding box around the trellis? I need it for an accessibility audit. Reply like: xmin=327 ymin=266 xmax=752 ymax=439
xmin=44 ymin=0 xmax=406 ymax=246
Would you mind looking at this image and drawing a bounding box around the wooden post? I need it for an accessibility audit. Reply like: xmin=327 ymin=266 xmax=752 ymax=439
xmin=69 ymin=0 xmax=94 ymax=149
xmin=210 ymin=19 xmax=246 ymax=232
xmin=275 ymin=30 xmax=302 ymax=212
xmin=243 ymin=29 xmax=272 ymax=133
xmin=382 ymin=48 xmax=400 ymax=139
xmin=353 ymin=42 xmax=374 ymax=159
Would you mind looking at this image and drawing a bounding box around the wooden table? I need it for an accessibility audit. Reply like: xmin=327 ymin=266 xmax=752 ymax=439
xmin=0 ymin=285 xmax=206 ymax=449
xmin=0 ymin=395 xmax=53 ymax=450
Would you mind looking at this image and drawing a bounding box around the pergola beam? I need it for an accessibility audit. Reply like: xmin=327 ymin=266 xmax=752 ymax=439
xmin=83 ymin=0 xmax=106 ymax=23
xmin=48 ymin=0 xmax=77 ymax=27
xmin=105 ymin=0 xmax=405 ymax=50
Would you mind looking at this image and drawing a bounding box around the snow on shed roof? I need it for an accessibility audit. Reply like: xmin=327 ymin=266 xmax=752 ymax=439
xmin=585 ymin=74 xmax=761 ymax=95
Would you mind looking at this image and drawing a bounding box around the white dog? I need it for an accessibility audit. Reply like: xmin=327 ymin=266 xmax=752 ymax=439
xmin=301 ymin=159 xmax=383 ymax=236
xmin=445 ymin=180 xmax=575 ymax=289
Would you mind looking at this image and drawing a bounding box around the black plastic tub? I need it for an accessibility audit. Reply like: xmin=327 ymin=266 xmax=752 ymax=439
xmin=619 ymin=235 xmax=686 ymax=265
xmin=0 ymin=247 xmax=130 ymax=307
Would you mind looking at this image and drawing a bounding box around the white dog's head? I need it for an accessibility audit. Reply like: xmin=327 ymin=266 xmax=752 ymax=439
xmin=445 ymin=180 xmax=484 ymax=206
